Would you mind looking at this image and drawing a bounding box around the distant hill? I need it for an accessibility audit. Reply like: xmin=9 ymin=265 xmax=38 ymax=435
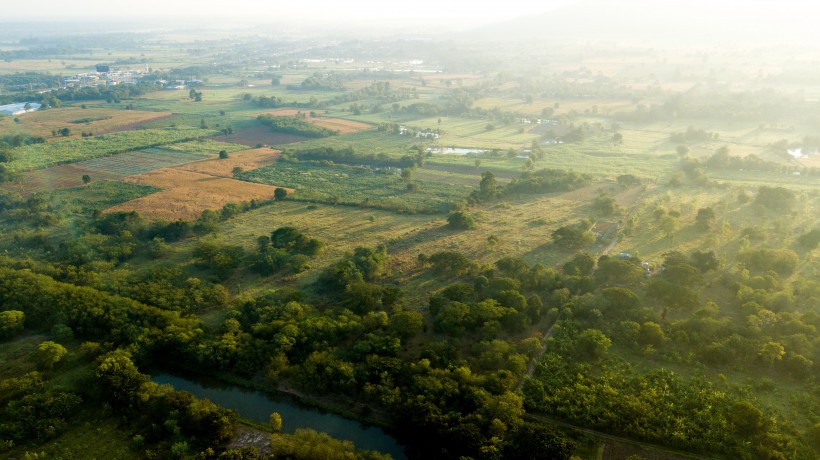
xmin=471 ymin=0 xmax=814 ymax=47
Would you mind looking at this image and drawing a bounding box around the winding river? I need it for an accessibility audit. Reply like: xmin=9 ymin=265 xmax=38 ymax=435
xmin=153 ymin=373 xmax=406 ymax=459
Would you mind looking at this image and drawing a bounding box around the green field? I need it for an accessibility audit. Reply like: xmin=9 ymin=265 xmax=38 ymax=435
xmin=240 ymin=161 xmax=471 ymax=213
xmin=6 ymin=127 xmax=220 ymax=172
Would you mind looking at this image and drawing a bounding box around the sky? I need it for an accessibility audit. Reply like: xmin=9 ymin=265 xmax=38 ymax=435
xmin=2 ymin=0 xmax=571 ymax=26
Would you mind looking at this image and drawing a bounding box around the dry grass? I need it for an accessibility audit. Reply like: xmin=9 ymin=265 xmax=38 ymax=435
xmin=0 ymin=107 xmax=172 ymax=140
xmin=109 ymin=168 xmax=289 ymax=220
xmin=178 ymin=148 xmax=280 ymax=177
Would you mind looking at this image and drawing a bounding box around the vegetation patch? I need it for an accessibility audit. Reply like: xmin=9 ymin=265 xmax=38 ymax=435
xmin=240 ymin=161 xmax=469 ymax=214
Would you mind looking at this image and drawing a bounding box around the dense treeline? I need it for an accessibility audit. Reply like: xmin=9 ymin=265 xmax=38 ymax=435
xmin=282 ymin=146 xmax=420 ymax=169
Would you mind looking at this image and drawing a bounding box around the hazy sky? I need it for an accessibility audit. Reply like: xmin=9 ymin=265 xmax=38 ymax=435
xmin=3 ymin=0 xmax=570 ymax=25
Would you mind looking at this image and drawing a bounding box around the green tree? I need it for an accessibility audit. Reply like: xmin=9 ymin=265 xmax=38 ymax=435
xmin=552 ymin=221 xmax=595 ymax=248
xmin=219 ymin=150 xmax=229 ymax=159
xmin=577 ymin=329 xmax=612 ymax=359
xmin=270 ymin=412 xmax=283 ymax=433
xmin=695 ymin=207 xmax=716 ymax=230
xmin=447 ymin=210 xmax=476 ymax=230
xmin=96 ymin=350 xmax=149 ymax=409
xmin=758 ymin=341 xmax=785 ymax=367
xmin=34 ymin=341 xmax=67 ymax=370
xmin=82 ymin=174 xmax=91 ymax=184
xmin=274 ymin=187 xmax=288 ymax=200
xmin=0 ymin=310 xmax=25 ymax=339
xmin=478 ymin=171 xmax=498 ymax=200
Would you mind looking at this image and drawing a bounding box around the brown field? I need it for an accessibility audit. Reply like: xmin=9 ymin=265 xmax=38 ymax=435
xmin=177 ymin=148 xmax=280 ymax=176
xmin=110 ymin=168 xmax=292 ymax=220
xmin=260 ymin=109 xmax=373 ymax=134
xmin=1 ymin=164 xmax=123 ymax=195
xmin=214 ymin=126 xmax=309 ymax=147
xmin=0 ymin=107 xmax=172 ymax=140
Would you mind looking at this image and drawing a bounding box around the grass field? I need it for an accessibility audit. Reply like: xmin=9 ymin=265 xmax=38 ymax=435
xmin=6 ymin=126 xmax=219 ymax=172
xmin=240 ymin=161 xmax=470 ymax=214
xmin=47 ymin=180 xmax=162 ymax=214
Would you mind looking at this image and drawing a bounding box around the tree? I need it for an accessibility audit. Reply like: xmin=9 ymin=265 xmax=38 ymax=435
xmin=34 ymin=341 xmax=67 ymax=370
xmin=758 ymin=341 xmax=785 ymax=367
xmin=274 ymin=188 xmax=288 ymax=200
xmin=478 ymin=171 xmax=498 ymax=200
xmin=755 ymin=186 xmax=795 ymax=211
xmin=796 ymin=228 xmax=820 ymax=250
xmin=638 ymin=322 xmax=666 ymax=346
xmin=59 ymin=127 xmax=71 ymax=137
xmin=695 ymin=207 xmax=716 ymax=230
xmin=552 ymin=221 xmax=595 ymax=248
xmin=96 ymin=351 xmax=149 ymax=409
xmin=232 ymin=166 xmax=244 ymax=177
xmin=82 ymin=174 xmax=91 ymax=184
xmin=676 ymin=145 xmax=689 ymax=157
xmin=270 ymin=412 xmax=282 ymax=433
xmin=592 ymin=194 xmax=617 ymax=216
xmin=390 ymin=311 xmax=424 ymax=340
xmin=447 ymin=210 xmax=476 ymax=230
xmin=0 ymin=310 xmax=25 ymax=340
xmin=577 ymin=329 xmax=612 ymax=359
xmin=219 ymin=150 xmax=229 ymax=159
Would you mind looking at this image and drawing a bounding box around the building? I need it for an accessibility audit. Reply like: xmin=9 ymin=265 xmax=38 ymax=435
xmin=0 ymin=102 xmax=42 ymax=116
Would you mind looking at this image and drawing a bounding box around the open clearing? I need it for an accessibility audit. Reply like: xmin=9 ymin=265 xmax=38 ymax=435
xmin=109 ymin=168 xmax=289 ymax=220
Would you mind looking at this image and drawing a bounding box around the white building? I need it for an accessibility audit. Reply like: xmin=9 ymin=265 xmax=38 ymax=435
xmin=0 ymin=102 xmax=42 ymax=116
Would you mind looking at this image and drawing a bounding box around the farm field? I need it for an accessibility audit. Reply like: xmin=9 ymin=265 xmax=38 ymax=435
xmin=261 ymin=109 xmax=374 ymax=134
xmin=109 ymin=168 xmax=287 ymax=220
xmin=4 ymin=126 xmax=219 ymax=172
xmin=177 ymin=147 xmax=280 ymax=176
xmin=240 ymin=161 xmax=470 ymax=214
xmin=0 ymin=107 xmax=173 ymax=139
xmin=212 ymin=125 xmax=310 ymax=146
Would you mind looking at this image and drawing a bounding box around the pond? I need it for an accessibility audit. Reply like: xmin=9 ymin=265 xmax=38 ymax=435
xmin=153 ymin=373 xmax=406 ymax=459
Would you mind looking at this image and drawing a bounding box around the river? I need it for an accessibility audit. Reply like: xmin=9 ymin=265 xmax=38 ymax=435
xmin=153 ymin=373 xmax=406 ymax=459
